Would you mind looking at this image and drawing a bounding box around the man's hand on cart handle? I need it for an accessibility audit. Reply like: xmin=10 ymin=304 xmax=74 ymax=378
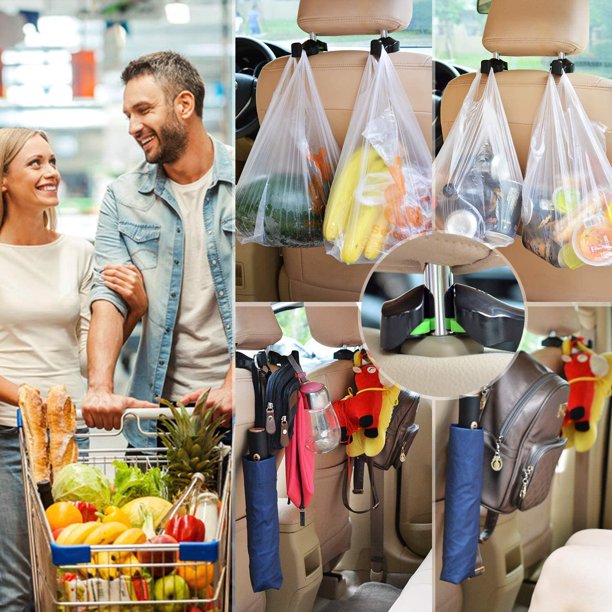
xmin=180 ymin=383 xmax=233 ymax=427
xmin=82 ymin=389 xmax=157 ymax=430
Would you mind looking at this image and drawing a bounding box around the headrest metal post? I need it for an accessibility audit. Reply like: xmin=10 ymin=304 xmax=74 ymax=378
xmin=424 ymin=264 xmax=453 ymax=337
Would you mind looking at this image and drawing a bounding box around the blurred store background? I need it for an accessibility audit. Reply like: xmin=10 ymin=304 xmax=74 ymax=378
xmin=0 ymin=0 xmax=233 ymax=241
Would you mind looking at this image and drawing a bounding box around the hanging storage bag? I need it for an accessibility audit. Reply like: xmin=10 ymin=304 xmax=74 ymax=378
xmin=434 ymin=69 xmax=523 ymax=247
xmin=323 ymin=42 xmax=432 ymax=264
xmin=522 ymin=71 xmax=612 ymax=268
xmin=236 ymin=45 xmax=340 ymax=247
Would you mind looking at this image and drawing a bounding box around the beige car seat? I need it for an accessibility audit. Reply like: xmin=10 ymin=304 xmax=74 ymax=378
xmin=433 ymin=310 xmax=578 ymax=612
xmin=301 ymin=303 xmax=361 ymax=569
xmin=530 ymin=531 xmax=612 ymax=611
xmin=306 ymin=303 xmax=432 ymax=581
xmin=439 ymin=0 xmax=612 ymax=302
xmin=237 ymin=0 xmax=432 ymax=302
xmin=235 ymin=305 xmax=284 ymax=612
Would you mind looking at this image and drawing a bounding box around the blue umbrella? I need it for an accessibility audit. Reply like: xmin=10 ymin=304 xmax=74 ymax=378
xmin=440 ymin=397 xmax=484 ymax=584
xmin=242 ymin=454 xmax=283 ymax=591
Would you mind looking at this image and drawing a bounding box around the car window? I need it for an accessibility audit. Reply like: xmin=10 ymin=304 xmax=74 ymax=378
xmin=236 ymin=0 xmax=432 ymax=48
xmin=435 ymin=0 xmax=611 ymax=78
xmin=270 ymin=305 xmax=353 ymax=370
xmin=518 ymin=330 xmax=547 ymax=353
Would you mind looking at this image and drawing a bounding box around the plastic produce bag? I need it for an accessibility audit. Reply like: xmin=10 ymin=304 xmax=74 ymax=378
xmin=323 ymin=45 xmax=432 ymax=264
xmin=236 ymin=48 xmax=340 ymax=247
xmin=522 ymin=72 xmax=612 ymax=268
xmin=434 ymin=70 xmax=522 ymax=247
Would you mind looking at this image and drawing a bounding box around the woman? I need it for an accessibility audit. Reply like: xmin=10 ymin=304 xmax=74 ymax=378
xmin=0 ymin=127 xmax=147 ymax=608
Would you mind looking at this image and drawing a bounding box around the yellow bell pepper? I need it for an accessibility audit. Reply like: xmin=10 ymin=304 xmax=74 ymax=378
xmin=101 ymin=506 xmax=132 ymax=528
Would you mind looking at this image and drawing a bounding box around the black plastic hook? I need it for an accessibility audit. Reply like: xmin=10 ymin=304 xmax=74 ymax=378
xmin=480 ymin=57 xmax=508 ymax=74
xmin=550 ymin=57 xmax=575 ymax=75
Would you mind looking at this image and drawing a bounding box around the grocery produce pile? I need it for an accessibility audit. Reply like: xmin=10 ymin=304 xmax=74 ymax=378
xmin=19 ymin=387 xmax=226 ymax=610
xmin=48 ymin=461 xmax=220 ymax=610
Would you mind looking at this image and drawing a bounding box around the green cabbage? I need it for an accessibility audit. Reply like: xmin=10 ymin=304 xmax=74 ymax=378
xmin=51 ymin=464 xmax=112 ymax=511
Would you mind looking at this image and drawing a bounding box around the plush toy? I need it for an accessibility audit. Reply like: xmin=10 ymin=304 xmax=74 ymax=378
xmin=333 ymin=351 xmax=385 ymax=444
xmin=562 ymin=337 xmax=612 ymax=452
xmin=348 ymin=384 xmax=400 ymax=458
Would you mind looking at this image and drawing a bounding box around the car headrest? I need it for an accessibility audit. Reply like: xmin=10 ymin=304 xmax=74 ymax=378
xmin=236 ymin=304 xmax=283 ymax=349
xmin=305 ymin=303 xmax=362 ymax=347
xmin=482 ymin=0 xmax=589 ymax=57
xmin=375 ymin=233 xmax=504 ymax=274
xmin=297 ymin=0 xmax=412 ymax=36
xmin=526 ymin=306 xmax=579 ymax=337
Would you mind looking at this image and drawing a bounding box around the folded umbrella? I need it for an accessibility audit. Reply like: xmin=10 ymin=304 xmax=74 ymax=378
xmin=242 ymin=454 xmax=283 ymax=591
xmin=440 ymin=396 xmax=484 ymax=584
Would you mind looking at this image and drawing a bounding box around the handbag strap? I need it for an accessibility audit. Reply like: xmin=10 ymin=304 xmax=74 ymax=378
xmin=479 ymin=509 xmax=499 ymax=542
xmin=236 ymin=351 xmax=268 ymax=429
xmin=342 ymin=456 xmax=380 ymax=514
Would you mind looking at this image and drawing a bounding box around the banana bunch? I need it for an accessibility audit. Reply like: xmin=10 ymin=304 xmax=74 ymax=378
xmin=323 ymin=146 xmax=393 ymax=264
xmin=56 ymin=522 xmax=101 ymax=545
xmin=77 ymin=528 xmax=146 ymax=580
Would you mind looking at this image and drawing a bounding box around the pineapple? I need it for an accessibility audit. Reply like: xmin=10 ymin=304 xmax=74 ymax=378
xmin=159 ymin=391 xmax=226 ymax=499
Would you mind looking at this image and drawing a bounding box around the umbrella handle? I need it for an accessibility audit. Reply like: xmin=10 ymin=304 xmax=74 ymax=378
xmin=458 ymin=395 xmax=481 ymax=428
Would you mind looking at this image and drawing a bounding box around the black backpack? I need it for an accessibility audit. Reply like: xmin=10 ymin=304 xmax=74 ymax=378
xmin=236 ymin=349 xmax=301 ymax=454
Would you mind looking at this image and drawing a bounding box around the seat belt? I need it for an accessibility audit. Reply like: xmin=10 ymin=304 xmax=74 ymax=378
xmin=370 ymin=464 xmax=385 ymax=581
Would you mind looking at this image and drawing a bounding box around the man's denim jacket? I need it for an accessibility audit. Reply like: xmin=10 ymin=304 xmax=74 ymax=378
xmin=90 ymin=136 xmax=234 ymax=448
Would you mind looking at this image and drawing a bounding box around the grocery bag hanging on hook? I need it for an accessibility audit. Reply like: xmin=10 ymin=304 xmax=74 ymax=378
xmin=434 ymin=69 xmax=523 ymax=247
xmin=236 ymin=47 xmax=340 ymax=247
xmin=522 ymin=72 xmax=612 ymax=268
xmin=323 ymin=44 xmax=432 ymax=265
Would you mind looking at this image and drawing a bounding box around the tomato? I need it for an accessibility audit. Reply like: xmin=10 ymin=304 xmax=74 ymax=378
xmin=45 ymin=502 xmax=83 ymax=531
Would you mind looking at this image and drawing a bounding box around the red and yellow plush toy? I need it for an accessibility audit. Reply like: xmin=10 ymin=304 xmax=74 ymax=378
xmin=562 ymin=336 xmax=612 ymax=452
xmin=333 ymin=351 xmax=385 ymax=444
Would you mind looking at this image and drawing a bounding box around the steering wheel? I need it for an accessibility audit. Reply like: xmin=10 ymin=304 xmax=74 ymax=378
xmin=236 ymin=36 xmax=276 ymax=140
xmin=433 ymin=60 xmax=461 ymax=156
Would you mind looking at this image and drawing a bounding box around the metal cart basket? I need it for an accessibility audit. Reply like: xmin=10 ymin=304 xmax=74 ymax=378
xmin=18 ymin=408 xmax=231 ymax=612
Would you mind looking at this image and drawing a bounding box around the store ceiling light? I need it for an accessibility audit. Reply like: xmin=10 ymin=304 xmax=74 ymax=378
xmin=165 ymin=2 xmax=190 ymax=24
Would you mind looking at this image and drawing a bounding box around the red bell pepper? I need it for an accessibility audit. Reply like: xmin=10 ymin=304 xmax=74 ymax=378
xmin=70 ymin=501 xmax=98 ymax=522
xmin=164 ymin=514 xmax=205 ymax=542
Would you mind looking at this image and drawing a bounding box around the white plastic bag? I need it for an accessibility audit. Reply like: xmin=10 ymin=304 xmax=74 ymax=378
xmin=522 ymin=72 xmax=612 ymax=268
xmin=236 ymin=50 xmax=340 ymax=247
xmin=323 ymin=47 xmax=432 ymax=264
xmin=434 ymin=69 xmax=523 ymax=247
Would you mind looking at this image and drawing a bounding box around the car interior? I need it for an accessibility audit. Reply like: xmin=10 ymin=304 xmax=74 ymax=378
xmin=235 ymin=0 xmax=432 ymax=303
xmin=434 ymin=303 xmax=612 ymax=611
xmin=235 ymin=302 xmax=432 ymax=612
xmin=436 ymin=0 xmax=612 ymax=302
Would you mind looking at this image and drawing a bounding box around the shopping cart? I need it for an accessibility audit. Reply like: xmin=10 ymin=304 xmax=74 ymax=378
xmin=18 ymin=408 xmax=231 ymax=611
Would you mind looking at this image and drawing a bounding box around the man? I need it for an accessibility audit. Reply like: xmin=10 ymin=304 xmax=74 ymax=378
xmin=83 ymin=51 xmax=233 ymax=448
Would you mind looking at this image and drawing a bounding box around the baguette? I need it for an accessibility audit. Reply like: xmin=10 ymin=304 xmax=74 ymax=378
xmin=18 ymin=384 xmax=50 ymax=483
xmin=47 ymin=385 xmax=78 ymax=479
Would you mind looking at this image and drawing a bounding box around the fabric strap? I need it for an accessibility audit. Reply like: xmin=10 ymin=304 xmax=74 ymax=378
xmin=342 ymin=456 xmax=380 ymax=514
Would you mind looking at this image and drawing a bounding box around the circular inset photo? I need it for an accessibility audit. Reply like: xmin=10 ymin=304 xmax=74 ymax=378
xmin=359 ymin=232 xmax=526 ymax=398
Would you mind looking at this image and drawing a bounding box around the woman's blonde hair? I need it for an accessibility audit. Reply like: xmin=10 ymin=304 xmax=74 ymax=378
xmin=0 ymin=127 xmax=57 ymax=231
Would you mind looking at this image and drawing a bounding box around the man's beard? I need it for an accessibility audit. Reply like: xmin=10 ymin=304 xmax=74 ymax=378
xmin=147 ymin=114 xmax=188 ymax=164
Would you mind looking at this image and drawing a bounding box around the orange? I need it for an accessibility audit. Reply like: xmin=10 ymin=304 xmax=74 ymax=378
xmin=175 ymin=561 xmax=214 ymax=590
xmin=45 ymin=502 xmax=83 ymax=531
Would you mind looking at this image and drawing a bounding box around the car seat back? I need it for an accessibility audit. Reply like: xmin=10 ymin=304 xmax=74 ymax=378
xmin=235 ymin=305 xmax=283 ymax=612
xmin=254 ymin=0 xmax=432 ymax=302
xmin=439 ymin=0 xmax=612 ymax=303
xmin=301 ymin=303 xmax=363 ymax=569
